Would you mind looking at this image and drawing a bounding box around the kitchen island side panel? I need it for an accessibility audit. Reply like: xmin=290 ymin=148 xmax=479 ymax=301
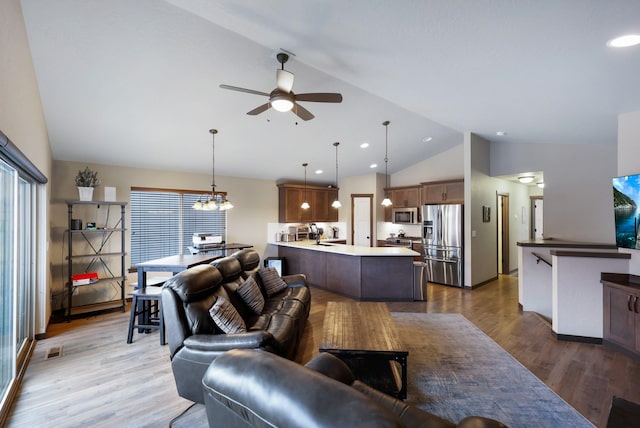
xmin=278 ymin=246 xmax=327 ymax=288
xmin=326 ymin=253 xmax=362 ymax=299
xmin=361 ymin=256 xmax=414 ymax=300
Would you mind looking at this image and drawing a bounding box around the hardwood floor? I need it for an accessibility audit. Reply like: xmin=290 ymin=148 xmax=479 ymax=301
xmin=7 ymin=274 xmax=639 ymax=427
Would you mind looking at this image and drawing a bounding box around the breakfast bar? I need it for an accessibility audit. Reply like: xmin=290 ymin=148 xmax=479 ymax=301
xmin=272 ymin=241 xmax=419 ymax=300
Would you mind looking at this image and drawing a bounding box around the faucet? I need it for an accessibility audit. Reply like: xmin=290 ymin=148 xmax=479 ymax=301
xmin=310 ymin=223 xmax=320 ymax=244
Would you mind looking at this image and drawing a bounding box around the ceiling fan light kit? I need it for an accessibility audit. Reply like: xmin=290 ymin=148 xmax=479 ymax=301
xmin=220 ymin=52 xmax=342 ymax=121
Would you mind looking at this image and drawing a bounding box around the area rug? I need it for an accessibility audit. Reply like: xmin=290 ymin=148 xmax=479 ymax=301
xmin=393 ymin=312 xmax=593 ymax=427
xmin=172 ymin=313 xmax=594 ymax=427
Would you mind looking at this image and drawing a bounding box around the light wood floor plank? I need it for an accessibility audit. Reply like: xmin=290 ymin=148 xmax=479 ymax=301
xmin=6 ymin=274 xmax=640 ymax=427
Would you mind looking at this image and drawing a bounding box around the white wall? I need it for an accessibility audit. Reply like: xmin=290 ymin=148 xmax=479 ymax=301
xmin=1 ymin=0 xmax=53 ymax=335
xmin=491 ymin=141 xmax=616 ymax=243
xmin=465 ymin=132 xmax=498 ymax=286
xmin=617 ymin=110 xmax=640 ymax=274
xmin=392 ymin=144 xmax=464 ymax=186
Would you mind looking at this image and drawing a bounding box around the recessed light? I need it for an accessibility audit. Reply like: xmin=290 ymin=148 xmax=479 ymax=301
xmin=422 ymin=137 xmax=433 ymax=143
xmin=315 ymin=169 xmax=323 ymax=174
xmin=360 ymin=142 xmax=369 ymax=148
xmin=496 ymin=131 xmax=507 ymax=136
xmin=607 ymin=34 xmax=640 ymax=48
xmin=370 ymin=163 xmax=378 ymax=168
xmin=518 ymin=176 xmax=535 ymax=184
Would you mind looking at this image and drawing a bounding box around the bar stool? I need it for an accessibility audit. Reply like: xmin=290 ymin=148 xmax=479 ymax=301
xmin=127 ymin=285 xmax=165 ymax=345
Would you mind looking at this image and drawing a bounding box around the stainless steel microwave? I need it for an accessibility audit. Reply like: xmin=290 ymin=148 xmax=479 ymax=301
xmin=392 ymin=207 xmax=419 ymax=224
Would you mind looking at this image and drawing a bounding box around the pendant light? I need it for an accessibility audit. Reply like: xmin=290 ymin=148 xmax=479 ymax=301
xmin=381 ymin=120 xmax=392 ymax=207
xmin=192 ymin=129 xmax=233 ymax=210
xmin=331 ymin=142 xmax=342 ymax=208
xmin=301 ymin=163 xmax=310 ymax=210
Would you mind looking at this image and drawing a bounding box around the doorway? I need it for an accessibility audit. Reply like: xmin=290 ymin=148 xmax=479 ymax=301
xmin=531 ymin=196 xmax=543 ymax=239
xmin=497 ymin=193 xmax=509 ymax=274
xmin=351 ymin=194 xmax=373 ymax=247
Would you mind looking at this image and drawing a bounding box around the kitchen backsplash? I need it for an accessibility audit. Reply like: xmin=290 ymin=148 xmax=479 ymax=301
xmin=267 ymin=222 xmax=347 ymax=243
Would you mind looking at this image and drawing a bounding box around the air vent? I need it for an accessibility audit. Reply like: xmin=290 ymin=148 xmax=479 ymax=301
xmin=44 ymin=346 xmax=63 ymax=360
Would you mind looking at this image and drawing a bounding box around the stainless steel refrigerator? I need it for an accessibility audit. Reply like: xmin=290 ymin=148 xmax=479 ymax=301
xmin=421 ymin=204 xmax=464 ymax=287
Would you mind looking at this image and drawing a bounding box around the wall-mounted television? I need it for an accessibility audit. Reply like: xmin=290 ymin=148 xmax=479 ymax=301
xmin=612 ymin=174 xmax=640 ymax=249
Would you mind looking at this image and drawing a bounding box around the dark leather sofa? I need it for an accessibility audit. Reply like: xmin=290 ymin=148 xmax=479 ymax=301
xmin=161 ymin=249 xmax=310 ymax=404
xmin=203 ymin=349 xmax=508 ymax=428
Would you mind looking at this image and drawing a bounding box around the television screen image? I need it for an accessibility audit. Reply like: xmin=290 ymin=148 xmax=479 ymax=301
xmin=612 ymin=174 xmax=640 ymax=249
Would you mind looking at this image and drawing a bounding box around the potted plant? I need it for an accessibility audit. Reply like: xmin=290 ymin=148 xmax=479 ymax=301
xmin=75 ymin=167 xmax=101 ymax=201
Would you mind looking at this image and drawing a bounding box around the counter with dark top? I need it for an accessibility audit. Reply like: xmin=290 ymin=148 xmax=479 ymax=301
xmin=517 ymin=238 xmax=617 ymax=249
xmin=270 ymin=241 xmax=419 ymax=301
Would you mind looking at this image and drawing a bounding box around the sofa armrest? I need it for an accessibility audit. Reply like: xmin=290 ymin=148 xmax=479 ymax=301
xmin=282 ymin=273 xmax=307 ymax=287
xmin=184 ymin=331 xmax=277 ymax=352
xmin=305 ymin=352 xmax=356 ymax=385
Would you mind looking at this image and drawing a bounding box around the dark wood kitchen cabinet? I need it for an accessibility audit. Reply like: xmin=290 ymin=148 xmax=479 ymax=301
xmin=601 ymin=274 xmax=640 ymax=357
xmin=421 ymin=179 xmax=464 ymax=204
xmin=382 ymin=185 xmax=421 ymax=222
xmin=390 ymin=186 xmax=421 ymax=207
xmin=278 ymin=183 xmax=338 ymax=223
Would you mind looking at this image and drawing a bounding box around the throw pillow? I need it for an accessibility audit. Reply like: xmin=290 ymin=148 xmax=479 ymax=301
xmin=209 ymin=296 xmax=246 ymax=334
xmin=258 ymin=267 xmax=288 ymax=297
xmin=237 ymin=275 xmax=265 ymax=315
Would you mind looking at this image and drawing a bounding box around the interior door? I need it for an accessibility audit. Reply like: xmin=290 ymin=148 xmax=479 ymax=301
xmin=352 ymin=194 xmax=372 ymax=247
xmin=532 ymin=197 xmax=544 ymax=239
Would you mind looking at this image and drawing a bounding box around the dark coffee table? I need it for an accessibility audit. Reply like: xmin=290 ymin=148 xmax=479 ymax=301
xmin=320 ymin=301 xmax=408 ymax=399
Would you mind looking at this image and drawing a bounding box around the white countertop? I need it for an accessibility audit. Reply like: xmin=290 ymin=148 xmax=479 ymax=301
xmin=270 ymin=240 xmax=420 ymax=257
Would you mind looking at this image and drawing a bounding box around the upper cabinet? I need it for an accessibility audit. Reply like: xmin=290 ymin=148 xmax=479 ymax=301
xmin=421 ymin=179 xmax=464 ymax=204
xmin=390 ymin=186 xmax=421 ymax=207
xmin=278 ymin=183 xmax=338 ymax=223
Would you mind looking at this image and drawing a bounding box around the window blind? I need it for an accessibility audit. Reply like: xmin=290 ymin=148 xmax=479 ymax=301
xmin=130 ymin=189 xmax=226 ymax=266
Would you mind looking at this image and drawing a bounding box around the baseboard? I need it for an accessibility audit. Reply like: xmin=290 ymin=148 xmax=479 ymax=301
xmin=470 ymin=276 xmax=498 ymax=289
xmin=553 ymin=332 xmax=602 ymax=344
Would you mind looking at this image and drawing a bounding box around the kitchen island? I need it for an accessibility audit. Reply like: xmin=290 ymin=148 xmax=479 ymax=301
xmin=271 ymin=240 xmax=419 ymax=301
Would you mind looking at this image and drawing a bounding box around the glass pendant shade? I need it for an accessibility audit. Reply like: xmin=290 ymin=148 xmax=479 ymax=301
xmin=301 ymin=162 xmax=310 ymax=210
xmin=332 ymin=141 xmax=341 ymax=209
xmin=381 ymin=120 xmax=392 ymax=206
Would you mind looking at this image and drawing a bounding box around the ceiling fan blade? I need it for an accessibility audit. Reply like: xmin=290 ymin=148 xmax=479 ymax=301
xmin=295 ymin=93 xmax=343 ymax=103
xmin=292 ymin=103 xmax=315 ymax=121
xmin=220 ymin=84 xmax=270 ymax=97
xmin=247 ymin=103 xmax=270 ymax=116
xmin=276 ymin=69 xmax=294 ymax=93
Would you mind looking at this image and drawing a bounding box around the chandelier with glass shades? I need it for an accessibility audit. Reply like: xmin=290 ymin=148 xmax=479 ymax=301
xmin=192 ymin=129 xmax=233 ymax=211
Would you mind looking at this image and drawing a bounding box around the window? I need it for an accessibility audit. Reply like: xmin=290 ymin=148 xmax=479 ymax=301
xmin=0 ymin=130 xmax=45 ymax=424
xmin=0 ymin=161 xmax=37 ymax=421
xmin=130 ymin=188 xmax=226 ymax=265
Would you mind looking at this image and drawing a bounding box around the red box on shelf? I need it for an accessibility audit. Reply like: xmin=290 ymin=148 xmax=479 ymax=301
xmin=72 ymin=272 xmax=98 ymax=285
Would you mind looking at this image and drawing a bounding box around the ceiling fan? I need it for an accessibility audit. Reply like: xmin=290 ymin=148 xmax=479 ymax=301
xmin=219 ymin=53 xmax=343 ymax=121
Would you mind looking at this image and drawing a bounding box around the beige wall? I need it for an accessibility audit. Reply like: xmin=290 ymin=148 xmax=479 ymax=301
xmin=51 ymin=160 xmax=278 ymax=306
xmin=1 ymin=0 xmax=52 ymax=334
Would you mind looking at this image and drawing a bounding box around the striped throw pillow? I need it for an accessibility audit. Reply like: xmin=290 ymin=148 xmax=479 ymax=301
xmin=258 ymin=267 xmax=288 ymax=297
xmin=237 ymin=275 xmax=265 ymax=315
xmin=209 ymin=296 xmax=246 ymax=334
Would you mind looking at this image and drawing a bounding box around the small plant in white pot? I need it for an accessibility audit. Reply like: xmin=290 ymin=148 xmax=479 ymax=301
xmin=75 ymin=167 xmax=101 ymax=201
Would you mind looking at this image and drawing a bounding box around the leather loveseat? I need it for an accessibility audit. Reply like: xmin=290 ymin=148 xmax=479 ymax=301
xmin=161 ymin=249 xmax=310 ymax=404
xmin=202 ymin=349 xmax=508 ymax=428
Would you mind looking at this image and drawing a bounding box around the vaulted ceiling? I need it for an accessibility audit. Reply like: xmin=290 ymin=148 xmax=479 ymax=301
xmin=20 ymin=0 xmax=640 ymax=182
